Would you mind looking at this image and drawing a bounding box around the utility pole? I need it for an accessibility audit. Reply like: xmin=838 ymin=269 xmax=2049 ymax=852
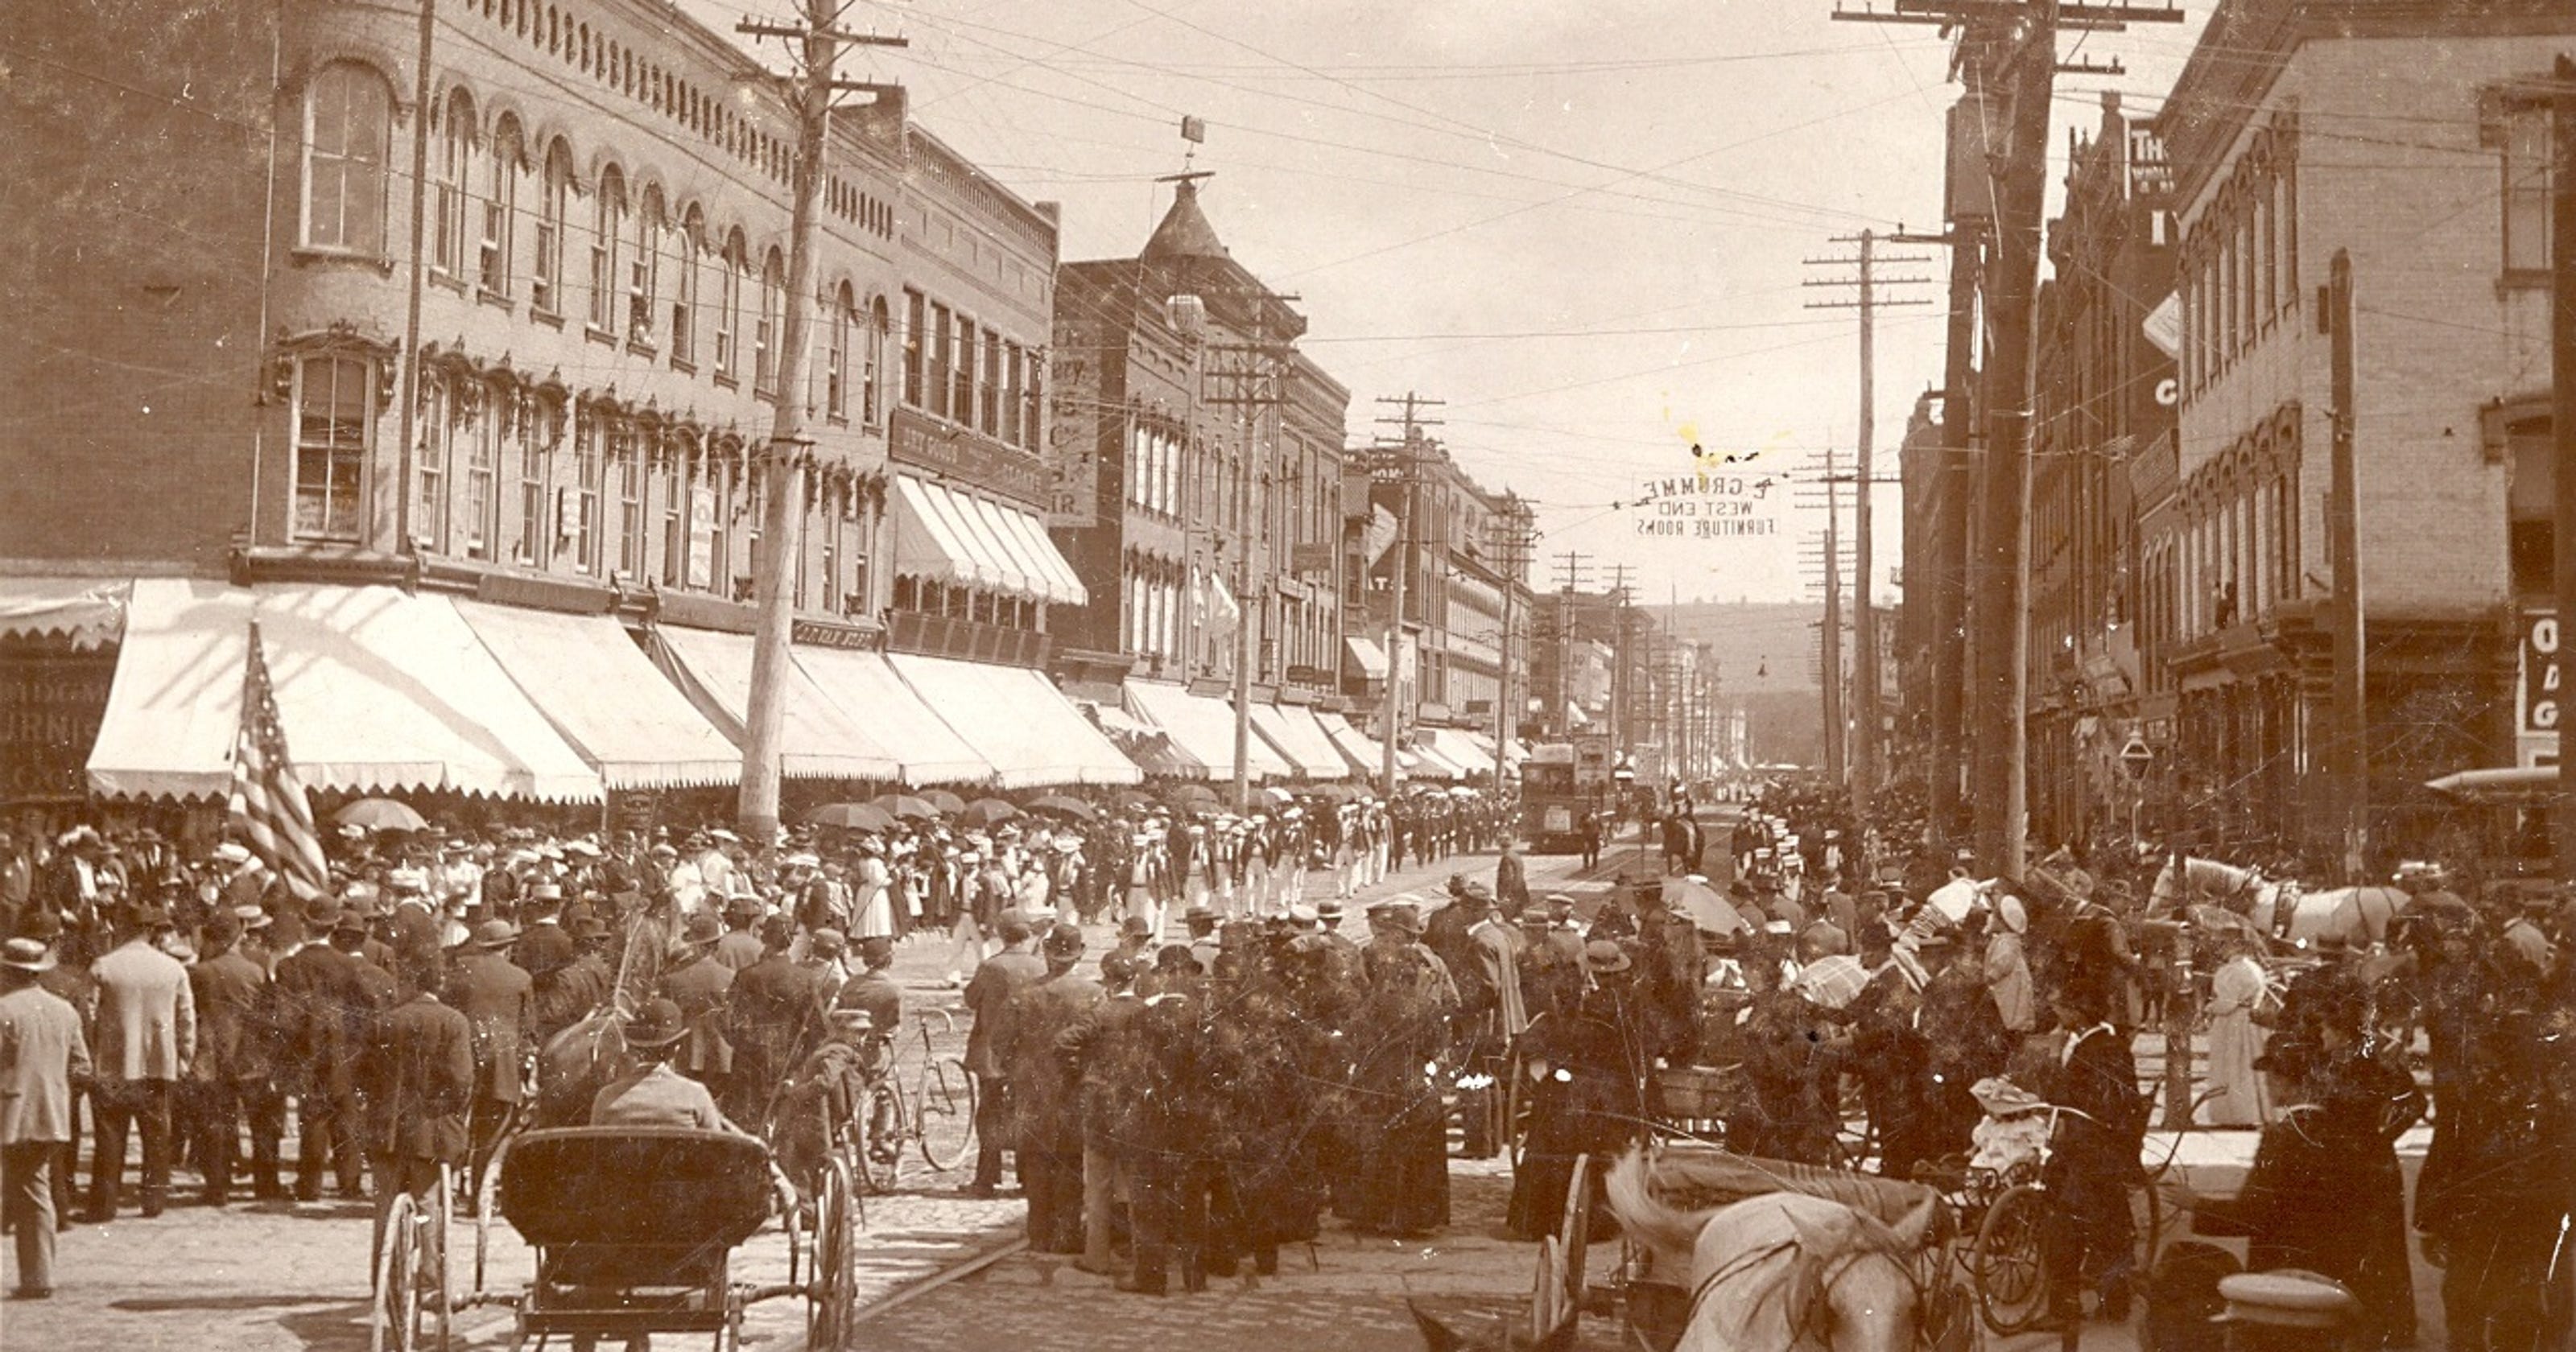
xmin=2328 ymin=249 xmax=2368 ymax=883
xmin=735 ymin=5 xmax=905 ymax=843
xmin=1373 ymin=394 xmax=1443 ymax=796
xmin=1835 ymin=0 xmax=2182 ymax=877
xmin=1553 ymin=550 xmax=1591 ymax=736
xmin=1490 ymin=496 xmax=1537 ymax=765
xmin=1204 ymin=291 xmax=1301 ymax=812
xmin=2556 ymin=60 xmax=2576 ymax=873
xmin=1819 ymin=446 xmax=1847 ymax=785
xmin=1807 ymin=229 xmax=1934 ymax=817
xmin=1606 ymin=563 xmax=1634 ymax=755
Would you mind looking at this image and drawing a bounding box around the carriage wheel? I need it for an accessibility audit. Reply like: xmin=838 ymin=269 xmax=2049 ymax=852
xmin=1972 ymin=1183 xmax=2050 ymax=1336
xmin=2130 ymin=1175 xmax=2164 ymax=1288
xmin=858 ymin=1078 xmax=906 ymax=1193
xmin=1557 ymin=1153 xmax=1591 ymax=1321
xmin=805 ymin=1159 xmax=860 ymax=1351
xmin=371 ymin=1193 xmax=421 ymax=1352
xmin=1530 ymin=1236 xmax=1570 ymax=1338
xmin=427 ymin=1165 xmax=455 ymax=1352
xmin=917 ymin=1056 xmax=977 ymax=1173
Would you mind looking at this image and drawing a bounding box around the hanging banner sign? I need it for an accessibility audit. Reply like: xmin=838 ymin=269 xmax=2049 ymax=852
xmin=2520 ymin=610 xmax=2560 ymax=767
xmin=1631 ymin=471 xmax=1781 ymax=538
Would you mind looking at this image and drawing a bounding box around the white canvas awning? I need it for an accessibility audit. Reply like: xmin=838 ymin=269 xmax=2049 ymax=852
xmin=455 ymin=601 xmax=741 ymax=789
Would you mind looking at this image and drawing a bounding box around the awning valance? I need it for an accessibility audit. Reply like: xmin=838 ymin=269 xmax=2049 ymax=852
xmin=86 ymin=579 xmax=250 ymax=800
xmin=890 ymin=475 xmax=1084 ymax=605
xmin=887 ymin=654 xmax=1141 ymax=788
xmin=1417 ymin=727 xmax=1496 ymax=778
xmin=648 ymin=624 xmax=905 ymax=781
xmin=795 ymin=645 xmax=995 ymax=786
xmin=456 ymin=601 xmax=741 ymax=790
xmin=1344 ymin=635 xmax=1389 ymax=679
xmin=0 ymin=577 xmax=130 ymax=651
xmin=1248 ymin=703 xmax=1349 ymax=779
xmin=1124 ymin=680 xmax=1294 ymax=782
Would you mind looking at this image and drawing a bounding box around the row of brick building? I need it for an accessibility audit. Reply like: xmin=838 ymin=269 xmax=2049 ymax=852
xmin=0 ymin=0 xmax=1532 ymax=818
xmin=1922 ymin=0 xmax=2571 ymax=869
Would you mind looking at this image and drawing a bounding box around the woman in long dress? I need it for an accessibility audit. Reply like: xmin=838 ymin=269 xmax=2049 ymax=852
xmin=2201 ymin=931 xmax=2272 ymax=1126
xmin=851 ymin=840 xmax=895 ymax=942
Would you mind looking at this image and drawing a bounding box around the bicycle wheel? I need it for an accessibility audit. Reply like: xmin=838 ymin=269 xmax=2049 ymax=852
xmin=2129 ymin=1174 xmax=2164 ymax=1286
xmin=917 ymin=1055 xmax=977 ymax=1172
xmin=370 ymin=1193 xmax=421 ymax=1352
xmin=859 ymin=1078 xmax=906 ymax=1193
xmin=1972 ymin=1183 xmax=2050 ymax=1336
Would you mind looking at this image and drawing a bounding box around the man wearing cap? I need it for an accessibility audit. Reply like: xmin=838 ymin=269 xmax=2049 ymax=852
xmin=1182 ymin=905 xmax=1222 ymax=977
xmin=533 ymin=913 xmax=612 ymax=1043
xmin=832 ymin=938 xmax=901 ymax=1040
xmin=1348 ymin=900 xmax=1458 ymax=1237
xmin=798 ymin=928 xmax=852 ymax=1011
xmin=1 ymin=935 xmax=89 ymax=1298
xmin=713 ymin=893 xmax=766 ymax=973
xmin=445 ymin=918 xmax=531 ymax=1204
xmin=1006 ymin=925 xmax=1102 ymax=1253
xmin=364 ymin=952 xmax=473 ymax=1273
xmin=961 ymin=915 xmax=1043 ymax=1198
xmin=727 ymin=916 xmax=825 ymax=1129
xmin=85 ymin=904 xmax=196 ymax=1221
xmin=1628 ymin=880 xmax=1707 ymax=1070
xmin=661 ymin=913 xmax=737 ymax=1107
xmin=183 ymin=912 xmax=271 ymax=1207
xmin=514 ymin=884 xmax=575 ymax=982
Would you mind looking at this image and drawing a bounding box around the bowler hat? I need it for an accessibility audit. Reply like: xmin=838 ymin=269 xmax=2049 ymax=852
xmin=681 ymin=912 xmax=724 ymax=946
xmin=1582 ymin=940 xmax=1632 ymax=974
xmin=0 ymin=938 xmax=55 ymax=973
xmin=468 ymin=919 xmax=519 ymax=950
xmin=623 ymin=998 xmax=689 ymax=1049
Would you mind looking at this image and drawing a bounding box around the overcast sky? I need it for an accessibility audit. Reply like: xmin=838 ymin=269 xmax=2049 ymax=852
xmin=700 ymin=0 xmax=2211 ymax=606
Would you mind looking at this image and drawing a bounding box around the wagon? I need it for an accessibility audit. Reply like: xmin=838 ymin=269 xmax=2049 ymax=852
xmin=369 ymin=1127 xmax=861 ymax=1352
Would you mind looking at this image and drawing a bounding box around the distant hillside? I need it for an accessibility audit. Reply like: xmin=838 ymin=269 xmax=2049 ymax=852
xmin=1654 ymin=601 xmax=1831 ymax=766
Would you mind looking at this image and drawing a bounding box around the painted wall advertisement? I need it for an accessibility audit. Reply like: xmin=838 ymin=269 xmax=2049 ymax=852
xmin=2520 ymin=608 xmax=2558 ymax=768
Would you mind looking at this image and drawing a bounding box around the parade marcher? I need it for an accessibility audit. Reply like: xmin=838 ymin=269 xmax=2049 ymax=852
xmin=86 ymin=903 xmax=196 ymax=1221
xmin=0 ymin=936 xmax=88 ymax=1299
xmin=364 ymin=951 xmax=473 ymax=1275
xmin=962 ymin=914 xmax=1044 ymax=1198
xmin=445 ymin=919 xmax=531 ymax=1208
xmin=183 ymin=912 xmax=270 ymax=1206
xmin=1005 ymin=924 xmax=1102 ymax=1253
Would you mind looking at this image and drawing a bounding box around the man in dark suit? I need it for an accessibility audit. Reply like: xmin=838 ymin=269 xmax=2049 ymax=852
xmin=725 ymin=916 xmax=823 ymax=1131
xmin=267 ymin=901 xmax=366 ymax=1202
xmin=2041 ymin=976 xmax=2145 ymax=1327
xmin=444 ymin=920 xmax=531 ymax=1205
xmin=0 ymin=935 xmax=90 ymax=1298
xmin=961 ymin=915 xmax=1044 ymax=1197
xmin=363 ymin=952 xmax=472 ymax=1273
xmin=1005 ymin=925 xmax=1103 ymax=1252
xmin=184 ymin=913 xmax=270 ymax=1206
xmin=832 ymin=938 xmax=902 ymax=1035
xmin=660 ymin=913 xmax=736 ymax=1103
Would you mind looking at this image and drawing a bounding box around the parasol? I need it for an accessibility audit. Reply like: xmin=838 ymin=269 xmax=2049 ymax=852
xmin=805 ymin=802 xmax=896 ymax=833
xmin=959 ymin=798 xmax=1021 ymax=828
xmin=920 ymin=789 xmax=968 ymax=816
xmin=333 ymin=798 xmax=427 ymax=833
xmin=1025 ymin=794 xmax=1097 ymax=821
xmin=869 ymin=793 xmax=940 ymax=822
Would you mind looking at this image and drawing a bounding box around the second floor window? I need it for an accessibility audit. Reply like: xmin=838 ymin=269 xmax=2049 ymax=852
xmin=863 ymin=295 xmax=889 ymax=426
xmin=532 ymin=141 xmax=572 ymax=315
xmin=826 ymin=284 xmax=852 ymax=422
xmin=515 ymin=410 xmax=550 ymax=566
xmin=303 ymin=63 xmax=390 ymax=254
xmin=2508 ymin=103 xmax=2553 ymax=274
xmin=617 ymin=438 xmax=644 ymax=577
xmin=588 ymin=167 xmax=625 ymax=333
xmin=715 ymin=232 xmax=745 ymax=381
xmin=292 ymin=355 xmax=373 ymax=542
xmin=464 ymin=399 xmax=498 ymax=560
xmin=902 ymin=290 xmax=926 ymax=408
xmin=434 ymin=90 xmax=476 ymax=277
xmin=755 ymin=248 xmax=784 ymax=395
xmin=481 ymin=117 xmax=519 ymax=295
xmin=671 ymin=208 xmax=704 ymax=367
xmin=413 ymin=379 xmax=451 ymax=552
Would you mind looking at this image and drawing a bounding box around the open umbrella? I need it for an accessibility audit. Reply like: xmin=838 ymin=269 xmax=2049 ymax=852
xmin=1025 ymin=794 xmax=1097 ymax=821
xmin=869 ymin=793 xmax=939 ymax=822
xmin=1111 ymin=789 xmax=1156 ymax=812
xmin=806 ymin=802 xmax=896 ymax=833
xmin=1165 ymin=784 xmax=1220 ymax=811
xmin=960 ymin=798 xmax=1020 ymax=829
xmin=333 ymin=798 xmax=427 ymax=833
xmin=921 ymin=789 xmax=969 ymax=816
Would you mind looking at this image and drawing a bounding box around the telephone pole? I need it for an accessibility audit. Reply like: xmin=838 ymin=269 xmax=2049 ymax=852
xmin=1204 ymin=291 xmax=1302 ymax=812
xmin=1831 ymin=0 xmax=2183 ymax=875
xmin=1552 ymin=550 xmax=1591 ymax=736
xmin=1606 ymin=563 xmax=1635 ymax=754
xmin=1807 ymin=230 xmax=1934 ymax=817
xmin=2555 ymin=59 xmax=2576 ymax=873
xmin=1795 ymin=448 xmax=1850 ymax=785
xmin=735 ymin=3 xmax=904 ymax=843
xmin=1489 ymin=496 xmax=1538 ymax=765
xmin=1373 ymin=394 xmax=1443 ymax=796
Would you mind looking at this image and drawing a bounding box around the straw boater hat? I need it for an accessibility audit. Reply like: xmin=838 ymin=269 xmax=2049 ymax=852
xmin=1582 ymin=939 xmax=1632 ymax=975
xmin=0 ymin=938 xmax=56 ymax=973
xmin=1971 ymin=1076 xmax=2046 ymax=1117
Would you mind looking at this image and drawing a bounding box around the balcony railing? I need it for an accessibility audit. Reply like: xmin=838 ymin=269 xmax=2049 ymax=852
xmin=886 ymin=610 xmax=1051 ymax=667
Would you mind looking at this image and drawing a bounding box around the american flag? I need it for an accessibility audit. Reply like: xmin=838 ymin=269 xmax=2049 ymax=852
xmin=229 ymin=620 xmax=331 ymax=901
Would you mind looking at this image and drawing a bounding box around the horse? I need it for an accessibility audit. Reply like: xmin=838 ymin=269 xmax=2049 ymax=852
xmin=2149 ymin=855 xmax=2276 ymax=917
xmin=525 ymin=909 xmax=673 ymax=1129
xmin=2264 ymin=885 xmax=2407 ymax=950
xmin=1601 ymin=1150 xmax=1939 ymax=1352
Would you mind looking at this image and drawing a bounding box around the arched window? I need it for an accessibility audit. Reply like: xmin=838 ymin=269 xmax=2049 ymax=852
xmin=630 ymin=185 xmax=663 ymax=344
xmin=825 ymin=282 xmax=852 ymax=422
xmin=588 ymin=164 xmax=625 ymax=332
xmin=480 ymin=114 xmax=521 ymax=294
xmin=671 ymin=204 xmax=704 ymax=367
xmin=435 ymin=88 xmax=477 ymax=275
xmin=302 ymin=62 xmax=390 ymax=252
xmin=715 ymin=229 xmax=745 ymax=381
xmin=755 ymin=247 xmax=785 ymax=396
xmin=532 ymin=138 xmax=572 ymax=314
xmin=862 ymin=295 xmax=889 ymax=426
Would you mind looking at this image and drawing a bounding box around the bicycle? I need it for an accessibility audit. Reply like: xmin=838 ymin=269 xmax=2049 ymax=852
xmin=847 ymin=1008 xmax=977 ymax=1193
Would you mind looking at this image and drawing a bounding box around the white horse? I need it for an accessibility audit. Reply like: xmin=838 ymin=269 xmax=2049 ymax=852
xmin=1601 ymin=1151 xmax=1939 ymax=1352
xmin=2149 ymin=855 xmax=2279 ymax=920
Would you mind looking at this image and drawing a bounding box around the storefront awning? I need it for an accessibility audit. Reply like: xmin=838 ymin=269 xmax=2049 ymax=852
xmin=795 ymin=645 xmax=995 ymax=786
xmin=1419 ymin=727 xmax=1497 ymax=778
xmin=1080 ymin=699 xmax=1204 ymax=778
xmin=456 ymin=601 xmax=741 ymax=790
xmin=890 ymin=476 xmax=1084 ymax=605
xmin=648 ymin=624 xmax=905 ymax=781
xmin=1249 ymin=703 xmax=1350 ymax=780
xmin=1344 ymin=635 xmax=1388 ymax=680
xmin=886 ymin=654 xmax=1141 ymax=788
xmin=0 ymin=577 xmax=130 ymax=650
xmin=1124 ymin=680 xmax=1294 ymax=782
xmin=86 ymin=579 xmax=251 ymax=800
xmin=1315 ymin=709 xmax=1404 ymax=782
